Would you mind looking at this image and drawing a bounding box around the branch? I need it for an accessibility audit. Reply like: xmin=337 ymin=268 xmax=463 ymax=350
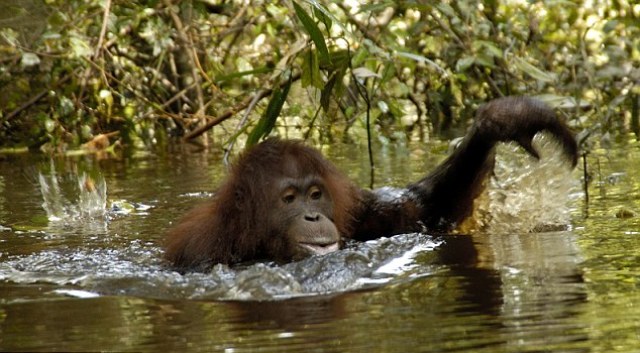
xmin=184 ymin=72 xmax=302 ymax=141
xmin=93 ymin=0 xmax=112 ymax=60
xmin=408 ymin=92 xmax=425 ymax=140
xmin=223 ymin=88 xmax=267 ymax=166
xmin=165 ymin=0 xmax=205 ymax=114
xmin=335 ymin=3 xmax=382 ymax=47
xmin=3 ymin=74 xmax=72 ymax=122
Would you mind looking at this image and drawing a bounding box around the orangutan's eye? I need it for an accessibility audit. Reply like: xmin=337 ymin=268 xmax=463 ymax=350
xmin=282 ymin=189 xmax=296 ymax=204
xmin=309 ymin=186 xmax=322 ymax=200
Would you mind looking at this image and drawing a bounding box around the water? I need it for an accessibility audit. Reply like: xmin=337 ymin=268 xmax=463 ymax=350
xmin=0 ymin=138 xmax=639 ymax=352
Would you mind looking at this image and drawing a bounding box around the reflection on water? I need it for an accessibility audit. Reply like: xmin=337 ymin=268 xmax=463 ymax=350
xmin=0 ymin=232 xmax=589 ymax=352
xmin=0 ymin=140 xmax=640 ymax=352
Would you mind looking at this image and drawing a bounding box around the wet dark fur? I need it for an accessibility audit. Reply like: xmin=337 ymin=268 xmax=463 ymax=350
xmin=165 ymin=96 xmax=578 ymax=270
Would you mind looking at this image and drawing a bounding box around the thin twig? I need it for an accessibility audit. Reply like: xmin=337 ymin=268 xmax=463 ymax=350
xmin=474 ymin=66 xmax=504 ymax=97
xmin=219 ymin=1 xmax=252 ymax=66
xmin=3 ymin=74 xmax=72 ymax=122
xmin=335 ymin=3 xmax=382 ymax=47
xmin=350 ymin=69 xmax=375 ymax=189
xmin=364 ymin=87 xmax=374 ymax=189
xmin=428 ymin=6 xmax=465 ymax=48
xmin=184 ymin=72 xmax=302 ymax=141
xmin=303 ymin=105 xmax=323 ymax=140
xmin=408 ymin=92 xmax=425 ymax=141
xmin=223 ymin=88 xmax=268 ymax=166
xmin=94 ymin=0 xmax=112 ymax=60
xmin=582 ymin=152 xmax=589 ymax=205
xmin=165 ymin=0 xmax=205 ymax=120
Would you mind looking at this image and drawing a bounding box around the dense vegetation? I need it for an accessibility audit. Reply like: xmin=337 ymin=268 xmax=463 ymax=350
xmin=0 ymin=0 xmax=638 ymax=154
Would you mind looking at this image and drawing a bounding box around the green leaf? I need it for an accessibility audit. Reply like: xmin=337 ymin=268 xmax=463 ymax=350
xmin=293 ymin=1 xmax=331 ymax=66
xmin=475 ymin=40 xmax=502 ymax=58
xmin=448 ymin=78 xmax=463 ymax=105
xmin=313 ymin=6 xmax=332 ymax=31
xmin=326 ymin=49 xmax=349 ymax=69
xmin=20 ymin=52 xmax=40 ymax=68
xmin=305 ymin=1 xmax=349 ymax=34
xmin=395 ymin=51 xmax=446 ymax=76
xmin=456 ymin=56 xmax=475 ymax=72
xmin=377 ymin=100 xmax=389 ymax=113
xmin=387 ymin=100 xmax=404 ymax=118
xmin=246 ymin=80 xmax=292 ymax=146
xmin=301 ymin=49 xmax=323 ymax=88
xmin=359 ymin=1 xmax=394 ymax=13
xmin=381 ymin=61 xmax=396 ymax=84
xmin=320 ymin=76 xmax=336 ymax=112
xmin=534 ymin=94 xmax=591 ymax=109
xmin=603 ymin=20 xmax=619 ymax=33
xmin=352 ymin=67 xmax=381 ymax=79
xmin=216 ymin=66 xmax=272 ymax=83
xmin=475 ymin=54 xmax=496 ymax=69
xmin=321 ymin=70 xmax=340 ymax=112
xmin=330 ymin=65 xmax=348 ymax=100
xmin=69 ymin=36 xmax=92 ymax=58
xmin=435 ymin=3 xmax=456 ymax=18
xmin=352 ymin=46 xmax=368 ymax=67
xmin=513 ymin=57 xmax=557 ymax=83
xmin=0 ymin=28 xmax=19 ymax=46
xmin=44 ymin=118 xmax=56 ymax=133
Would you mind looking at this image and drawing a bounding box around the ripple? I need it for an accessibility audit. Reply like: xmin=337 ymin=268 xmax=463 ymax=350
xmin=0 ymin=233 xmax=441 ymax=301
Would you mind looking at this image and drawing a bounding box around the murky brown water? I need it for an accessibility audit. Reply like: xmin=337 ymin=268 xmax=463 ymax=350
xmin=1 ymin=138 xmax=639 ymax=352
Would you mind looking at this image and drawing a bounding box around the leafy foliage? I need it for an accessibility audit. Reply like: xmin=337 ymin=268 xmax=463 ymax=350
xmin=0 ymin=0 xmax=638 ymax=153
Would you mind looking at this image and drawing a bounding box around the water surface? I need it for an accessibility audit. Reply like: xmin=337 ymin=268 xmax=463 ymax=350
xmin=1 ymin=139 xmax=639 ymax=352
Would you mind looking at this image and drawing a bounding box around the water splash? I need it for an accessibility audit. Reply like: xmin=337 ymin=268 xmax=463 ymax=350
xmin=15 ymin=135 xmax=578 ymax=303
xmin=0 ymin=233 xmax=441 ymax=302
xmin=197 ymin=233 xmax=441 ymax=300
xmin=475 ymin=132 xmax=579 ymax=234
xmin=38 ymin=166 xmax=107 ymax=223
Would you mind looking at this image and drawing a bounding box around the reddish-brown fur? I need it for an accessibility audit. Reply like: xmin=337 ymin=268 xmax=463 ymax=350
xmin=165 ymin=139 xmax=360 ymax=269
xmin=165 ymin=97 xmax=579 ymax=270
